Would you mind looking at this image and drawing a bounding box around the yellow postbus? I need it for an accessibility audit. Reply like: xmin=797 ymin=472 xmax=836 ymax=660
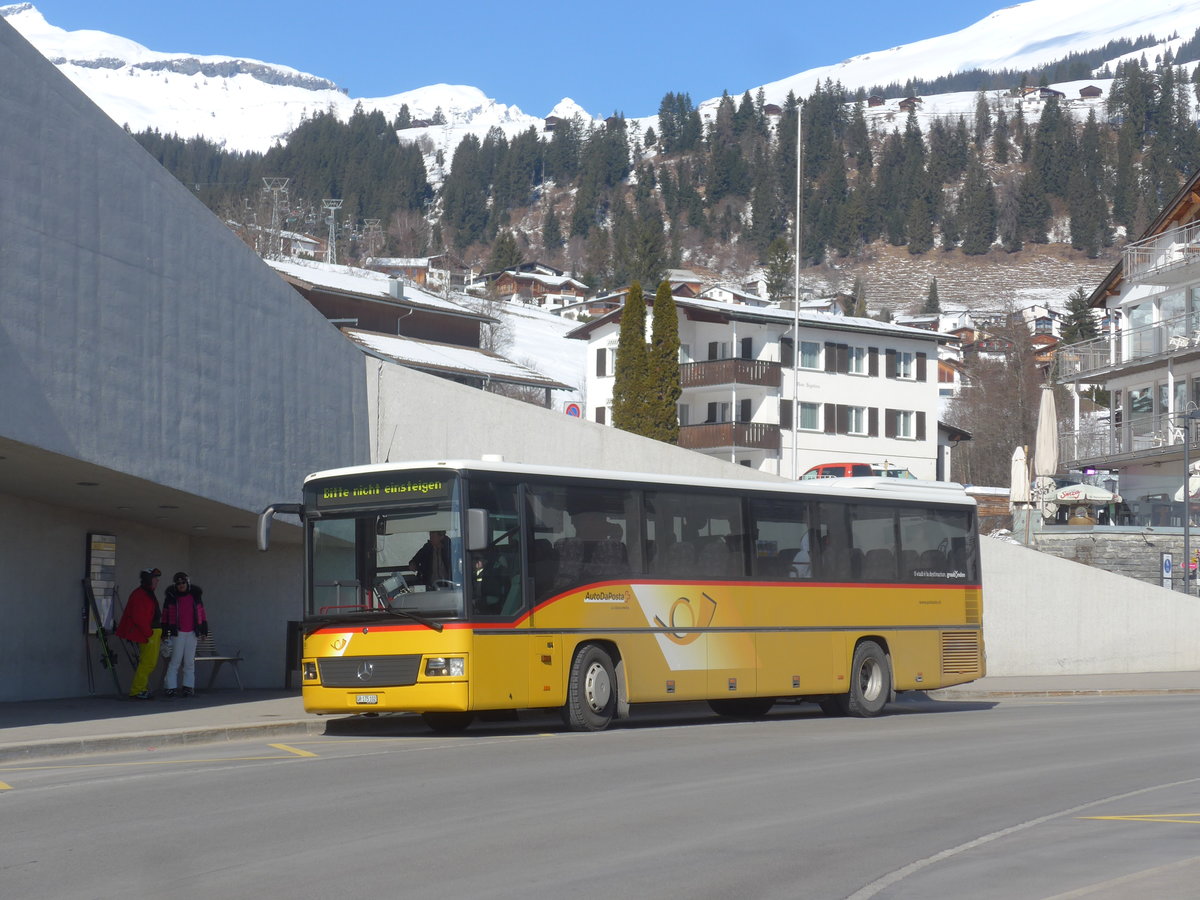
xmin=258 ymin=459 xmax=983 ymax=731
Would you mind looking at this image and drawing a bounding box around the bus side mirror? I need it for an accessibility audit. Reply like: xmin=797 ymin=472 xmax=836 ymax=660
xmin=258 ymin=503 xmax=303 ymax=551
xmin=466 ymin=508 xmax=489 ymax=551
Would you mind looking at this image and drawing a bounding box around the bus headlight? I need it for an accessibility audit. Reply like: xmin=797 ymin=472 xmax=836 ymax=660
xmin=302 ymin=662 xmax=318 ymax=681
xmin=425 ymin=657 xmax=465 ymax=677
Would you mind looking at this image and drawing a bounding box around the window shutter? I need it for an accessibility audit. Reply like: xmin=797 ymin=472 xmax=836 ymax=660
xmin=916 ymin=352 xmax=928 ymax=381
xmin=884 ymin=409 xmax=896 ymax=438
xmin=836 ymin=404 xmax=848 ymax=434
xmin=824 ymin=342 xmax=837 ymax=373
xmin=780 ymin=337 xmax=794 ymax=368
xmin=739 ymin=398 xmax=752 ymax=422
xmin=837 ymin=343 xmax=849 ymax=374
xmin=779 ymin=398 xmax=793 ymax=430
xmin=707 ymin=402 xmax=718 ymax=423
xmin=741 ymin=337 xmax=753 ymax=359
xmin=868 ymin=347 xmax=879 ymax=376
xmin=596 ymin=407 xmax=606 ymax=424
xmin=825 ymin=404 xmax=837 ymax=434
xmin=916 ymin=411 xmax=926 ymax=441
xmin=595 ymin=348 xmax=606 ymax=376
xmin=868 ymin=407 xmax=878 ymax=437
xmin=708 ymin=341 xmax=719 ymax=361
xmin=885 ymin=348 xmax=897 ymax=379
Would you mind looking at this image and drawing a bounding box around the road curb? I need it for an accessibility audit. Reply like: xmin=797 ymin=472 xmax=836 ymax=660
xmin=927 ymin=688 xmax=1200 ymax=700
xmin=0 ymin=719 xmax=324 ymax=764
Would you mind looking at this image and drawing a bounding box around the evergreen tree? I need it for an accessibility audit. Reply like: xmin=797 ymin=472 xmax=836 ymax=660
xmin=852 ymin=276 xmax=868 ymax=316
xmin=646 ymin=280 xmax=682 ymax=443
xmin=959 ymin=152 xmax=997 ymax=255
xmin=989 ymin=105 xmax=1008 ymax=164
xmin=764 ymin=237 xmax=793 ymax=301
xmin=487 ymin=230 xmax=523 ymax=273
xmin=923 ymin=278 xmax=941 ymax=314
xmin=1060 ymin=286 xmax=1099 ymax=344
xmin=973 ymin=91 xmax=992 ymax=149
xmin=542 ymin=207 xmax=563 ymax=250
xmin=611 ymin=282 xmax=650 ymax=433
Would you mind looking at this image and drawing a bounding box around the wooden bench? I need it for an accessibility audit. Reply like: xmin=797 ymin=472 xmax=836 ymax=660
xmin=157 ymin=633 xmax=245 ymax=691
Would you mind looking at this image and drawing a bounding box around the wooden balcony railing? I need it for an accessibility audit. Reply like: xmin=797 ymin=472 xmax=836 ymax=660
xmin=679 ymin=359 xmax=781 ymax=389
xmin=678 ymin=422 xmax=781 ymax=451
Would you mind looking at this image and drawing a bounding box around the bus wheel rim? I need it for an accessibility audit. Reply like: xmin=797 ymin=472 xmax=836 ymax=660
xmin=860 ymin=659 xmax=882 ymax=701
xmin=584 ymin=661 xmax=611 ymax=712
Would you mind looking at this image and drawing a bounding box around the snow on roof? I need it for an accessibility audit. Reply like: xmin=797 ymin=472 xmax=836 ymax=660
xmin=599 ymin=295 xmax=947 ymax=342
xmin=342 ymin=328 xmax=572 ymax=389
xmin=266 ymin=257 xmax=488 ymax=319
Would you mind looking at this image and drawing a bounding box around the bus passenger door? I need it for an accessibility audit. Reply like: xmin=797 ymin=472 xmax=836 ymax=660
xmin=467 ymin=479 xmax=531 ymax=710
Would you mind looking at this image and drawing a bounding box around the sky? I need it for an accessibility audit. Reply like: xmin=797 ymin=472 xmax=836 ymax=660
xmin=26 ymin=0 xmax=1011 ymax=118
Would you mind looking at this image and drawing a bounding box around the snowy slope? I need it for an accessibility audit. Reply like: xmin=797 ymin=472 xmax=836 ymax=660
xmin=6 ymin=0 xmax=1200 ymax=155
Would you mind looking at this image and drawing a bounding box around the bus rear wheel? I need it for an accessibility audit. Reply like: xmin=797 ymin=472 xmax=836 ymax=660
xmin=421 ymin=711 xmax=474 ymax=732
xmin=709 ymin=698 xmax=774 ymax=718
xmin=563 ymin=644 xmax=616 ymax=732
xmin=841 ymin=640 xmax=891 ymax=717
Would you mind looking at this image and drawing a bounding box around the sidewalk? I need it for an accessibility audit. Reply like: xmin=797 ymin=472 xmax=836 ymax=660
xmin=2 ymin=672 xmax=1199 ymax=763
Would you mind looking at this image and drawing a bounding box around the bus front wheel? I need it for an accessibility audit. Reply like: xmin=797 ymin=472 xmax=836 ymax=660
xmin=563 ymin=644 xmax=616 ymax=731
xmin=841 ymin=640 xmax=891 ymax=717
xmin=421 ymin=711 xmax=474 ymax=732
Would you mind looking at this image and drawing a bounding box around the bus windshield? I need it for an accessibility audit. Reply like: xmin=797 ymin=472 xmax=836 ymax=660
xmin=305 ymin=472 xmax=465 ymax=620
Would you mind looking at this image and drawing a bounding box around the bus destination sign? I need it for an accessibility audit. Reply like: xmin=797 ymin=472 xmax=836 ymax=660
xmin=310 ymin=473 xmax=453 ymax=509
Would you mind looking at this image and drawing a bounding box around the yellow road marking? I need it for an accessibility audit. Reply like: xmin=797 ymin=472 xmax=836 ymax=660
xmin=270 ymin=743 xmax=317 ymax=757
xmin=0 ymin=752 xmax=301 ymax=772
xmin=0 ymin=781 xmax=11 ymax=790
xmin=1079 ymin=813 xmax=1200 ymax=824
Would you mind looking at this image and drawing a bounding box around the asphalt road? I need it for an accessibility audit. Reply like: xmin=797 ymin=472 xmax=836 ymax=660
xmin=2 ymin=694 xmax=1198 ymax=899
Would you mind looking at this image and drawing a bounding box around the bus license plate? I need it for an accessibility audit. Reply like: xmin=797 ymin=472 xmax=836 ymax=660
xmin=355 ymin=694 xmax=378 ymax=705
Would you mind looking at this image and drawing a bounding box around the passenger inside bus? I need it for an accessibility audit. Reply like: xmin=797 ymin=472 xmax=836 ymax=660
xmin=555 ymin=508 xmax=630 ymax=589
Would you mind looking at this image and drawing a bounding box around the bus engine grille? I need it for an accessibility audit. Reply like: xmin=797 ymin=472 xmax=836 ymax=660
xmin=318 ymin=655 xmax=423 ymax=687
xmin=941 ymin=631 xmax=982 ymax=677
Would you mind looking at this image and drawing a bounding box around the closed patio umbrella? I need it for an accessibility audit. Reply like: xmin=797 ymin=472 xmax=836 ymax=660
xmin=1009 ymin=446 xmax=1030 ymax=507
xmin=1033 ymin=387 xmax=1059 ymax=518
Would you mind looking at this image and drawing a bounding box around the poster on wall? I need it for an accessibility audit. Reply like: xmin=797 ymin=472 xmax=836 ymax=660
xmin=84 ymin=532 xmax=117 ymax=631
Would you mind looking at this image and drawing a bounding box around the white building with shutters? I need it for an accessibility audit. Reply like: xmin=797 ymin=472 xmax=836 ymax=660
xmin=568 ymin=296 xmax=948 ymax=480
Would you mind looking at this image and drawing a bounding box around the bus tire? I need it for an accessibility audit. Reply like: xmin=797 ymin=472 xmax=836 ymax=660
xmin=842 ymin=640 xmax=891 ymax=717
xmin=421 ymin=711 xmax=474 ymax=732
xmin=709 ymin=698 xmax=774 ymax=718
xmin=563 ymin=644 xmax=616 ymax=731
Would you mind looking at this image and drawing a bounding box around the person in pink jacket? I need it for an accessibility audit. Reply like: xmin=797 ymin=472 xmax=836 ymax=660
xmin=160 ymin=572 xmax=209 ymax=699
xmin=114 ymin=567 xmax=162 ymax=700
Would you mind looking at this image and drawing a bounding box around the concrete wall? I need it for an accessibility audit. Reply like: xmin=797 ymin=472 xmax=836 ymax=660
xmin=0 ymin=20 xmax=370 ymax=509
xmin=365 ymin=356 xmax=789 ymax=480
xmin=980 ymin=537 xmax=1200 ymax=675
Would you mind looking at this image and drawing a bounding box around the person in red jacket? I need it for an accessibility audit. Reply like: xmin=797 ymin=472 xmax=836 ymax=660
xmin=114 ymin=567 xmax=162 ymax=700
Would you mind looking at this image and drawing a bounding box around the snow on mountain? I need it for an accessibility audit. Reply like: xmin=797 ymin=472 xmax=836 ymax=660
xmin=750 ymin=0 xmax=1200 ymax=108
xmin=7 ymin=0 xmax=1200 ymax=157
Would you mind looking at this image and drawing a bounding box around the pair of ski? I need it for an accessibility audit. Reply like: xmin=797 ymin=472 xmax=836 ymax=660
xmin=82 ymin=579 xmax=125 ymax=697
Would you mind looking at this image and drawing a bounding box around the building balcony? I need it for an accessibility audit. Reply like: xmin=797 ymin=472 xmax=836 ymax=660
xmin=1123 ymin=220 xmax=1200 ymax=287
xmin=678 ymin=422 xmax=781 ymax=452
xmin=1056 ymin=310 xmax=1200 ymax=381
xmin=680 ymin=358 xmax=781 ymax=389
xmin=1059 ymin=411 xmax=1197 ymax=469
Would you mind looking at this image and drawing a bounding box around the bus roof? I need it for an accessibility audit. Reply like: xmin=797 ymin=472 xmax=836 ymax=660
xmin=303 ymin=459 xmax=976 ymax=508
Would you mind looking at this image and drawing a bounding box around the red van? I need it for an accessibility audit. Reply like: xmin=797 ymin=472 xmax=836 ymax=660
xmin=800 ymin=462 xmax=916 ymax=480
